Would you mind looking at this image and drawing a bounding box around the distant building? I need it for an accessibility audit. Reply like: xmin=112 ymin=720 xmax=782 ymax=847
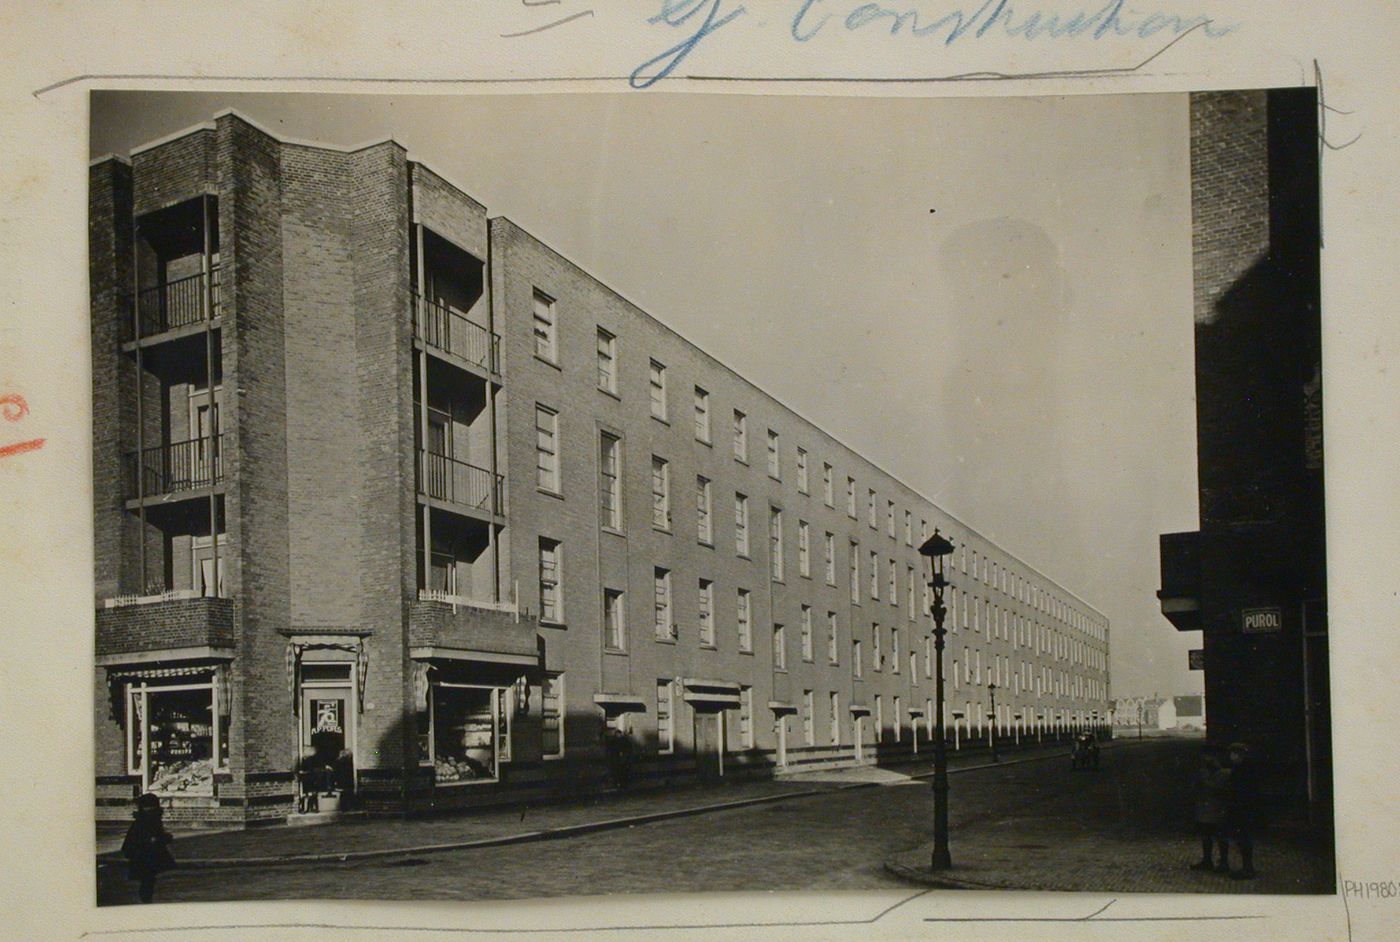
xmin=1157 ymin=89 xmax=1329 ymax=825
xmin=1111 ymin=696 xmax=1165 ymax=729
xmin=1157 ymin=695 xmax=1205 ymax=732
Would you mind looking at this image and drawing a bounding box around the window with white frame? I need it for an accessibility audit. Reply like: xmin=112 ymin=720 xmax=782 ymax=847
xmin=698 ymin=579 xmax=715 ymax=647
xmin=535 ymin=405 xmax=560 ymax=493
xmin=604 ymin=588 xmax=625 ymax=650
xmin=869 ymin=550 xmax=879 ymax=600
xmin=907 ymin=565 xmax=916 ymax=618
xmin=823 ymin=463 xmax=834 ymax=506
xmin=599 ymin=432 xmax=622 ymax=530
xmin=657 ymin=679 xmax=675 ymax=754
xmin=766 ymin=429 xmax=781 ymax=478
xmin=830 ymin=692 xmax=841 ymax=744
xmin=891 ymin=626 xmax=901 ymax=673
xmin=769 ymin=507 xmax=784 ymax=581
xmin=596 ymin=328 xmax=617 ymax=393
xmin=532 ymin=289 xmax=557 ymax=362
xmin=803 ymin=690 xmax=815 ymax=746
xmin=773 ymin=623 xmax=787 ymax=671
xmin=850 ymin=542 xmax=860 ymax=603
xmin=649 ymin=360 xmax=667 ymax=420
xmin=824 ymin=532 xmax=836 ymax=585
xmin=651 ymin=456 xmax=670 ymax=530
xmin=801 ymin=605 xmax=814 ymax=661
xmin=827 ymin=611 xmax=839 ymax=664
xmin=925 ymin=637 xmax=933 ymax=677
xmin=539 ymin=538 xmax=562 ymax=624
xmin=868 ymin=488 xmax=877 ymax=528
xmin=739 ymin=686 xmax=754 ymax=748
xmin=853 ymin=639 xmax=863 ymax=678
xmin=735 ymin=493 xmax=750 ymax=556
xmin=796 ymin=448 xmax=809 ymax=493
xmin=733 ymin=409 xmax=748 ymax=462
xmin=904 ymin=510 xmax=913 ymax=546
xmin=542 ymin=673 xmax=564 ymax=758
xmin=887 ymin=500 xmax=895 ymax=538
xmin=124 ymin=672 xmax=229 ymax=794
xmin=798 ymin=520 xmax=810 ymax=577
xmin=893 ymin=695 xmax=903 ymax=742
xmin=737 ymin=589 xmax=752 ymax=651
xmin=696 ymin=476 xmax=713 ymax=544
xmin=654 ymin=568 xmax=674 ymax=641
xmin=873 ymin=623 xmax=882 ymax=671
xmin=694 ymin=386 xmax=711 ymax=442
xmin=847 ymin=477 xmax=857 ymax=517
xmin=875 ymin=694 xmax=884 ymax=741
xmin=888 ymin=558 xmax=897 ymax=605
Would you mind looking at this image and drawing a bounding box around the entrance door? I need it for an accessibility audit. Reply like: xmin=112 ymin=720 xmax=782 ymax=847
xmin=298 ymin=666 xmax=356 ymax=808
xmin=693 ymin=711 xmax=725 ymax=781
xmin=775 ymin=715 xmax=788 ymax=771
xmin=853 ymin=716 xmax=864 ymax=764
xmin=187 ymin=386 xmax=222 ymax=487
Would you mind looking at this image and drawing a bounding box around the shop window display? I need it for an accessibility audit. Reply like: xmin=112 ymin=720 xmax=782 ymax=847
xmin=417 ymin=683 xmax=510 ymax=784
xmin=126 ymin=675 xmax=228 ymax=795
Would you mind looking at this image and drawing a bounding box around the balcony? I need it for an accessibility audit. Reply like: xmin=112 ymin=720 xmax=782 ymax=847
xmin=409 ymin=594 xmax=538 ymax=665
xmin=125 ymin=436 xmax=224 ymax=501
xmin=413 ymin=294 xmax=499 ymax=376
xmin=1157 ymin=531 xmax=1202 ymax=631
xmin=96 ymin=595 xmax=235 ymax=664
xmin=417 ymin=450 xmax=503 ymax=518
xmin=129 ymin=268 xmax=222 ymax=341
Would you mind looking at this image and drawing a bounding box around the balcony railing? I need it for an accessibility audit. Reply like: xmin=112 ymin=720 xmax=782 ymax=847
xmin=417 ymin=450 xmax=504 ymax=516
xmin=132 ymin=268 xmax=222 ymax=339
xmin=125 ymin=435 xmax=224 ymax=499
xmin=412 ymin=294 xmax=499 ymax=374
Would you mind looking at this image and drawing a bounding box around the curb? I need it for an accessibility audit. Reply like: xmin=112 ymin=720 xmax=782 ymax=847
xmin=97 ymin=743 xmax=1096 ymax=871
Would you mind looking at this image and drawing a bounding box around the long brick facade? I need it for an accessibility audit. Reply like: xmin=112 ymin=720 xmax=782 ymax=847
xmin=92 ymin=110 xmax=1111 ymax=827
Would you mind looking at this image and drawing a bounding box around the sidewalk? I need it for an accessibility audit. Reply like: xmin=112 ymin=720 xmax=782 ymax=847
xmin=885 ymin=739 xmax=1336 ymax=895
xmin=96 ymin=740 xmax=1075 ymax=868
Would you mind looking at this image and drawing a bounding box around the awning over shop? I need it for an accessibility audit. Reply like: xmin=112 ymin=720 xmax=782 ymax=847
xmin=97 ymin=645 xmax=233 ymax=668
xmin=409 ymin=645 xmax=537 ymax=667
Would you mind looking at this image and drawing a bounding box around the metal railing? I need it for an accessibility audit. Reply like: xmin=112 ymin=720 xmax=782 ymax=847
xmin=133 ymin=268 xmax=222 ymax=339
xmin=124 ymin=435 xmax=224 ymax=499
xmin=417 ymin=450 xmax=504 ymax=516
xmin=412 ymin=294 xmax=499 ymax=374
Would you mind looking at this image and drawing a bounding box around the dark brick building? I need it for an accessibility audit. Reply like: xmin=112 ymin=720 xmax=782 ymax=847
xmin=92 ymin=110 xmax=1112 ymax=827
xmin=1158 ymin=89 xmax=1330 ymax=826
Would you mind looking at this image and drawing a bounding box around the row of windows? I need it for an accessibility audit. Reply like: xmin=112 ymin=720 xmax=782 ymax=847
xmin=530 ymin=291 xmax=1104 ymax=644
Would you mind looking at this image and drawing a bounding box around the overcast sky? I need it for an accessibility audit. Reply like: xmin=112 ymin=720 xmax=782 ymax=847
xmin=92 ymin=90 xmax=1203 ymax=701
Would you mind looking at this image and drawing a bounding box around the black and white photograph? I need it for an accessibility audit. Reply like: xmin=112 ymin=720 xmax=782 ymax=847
xmin=82 ymin=87 xmax=1333 ymax=908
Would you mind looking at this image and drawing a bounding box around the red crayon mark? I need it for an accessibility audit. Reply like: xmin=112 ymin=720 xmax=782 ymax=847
xmin=0 ymin=393 xmax=44 ymax=460
xmin=0 ymin=394 xmax=29 ymax=422
xmin=0 ymin=438 xmax=44 ymax=459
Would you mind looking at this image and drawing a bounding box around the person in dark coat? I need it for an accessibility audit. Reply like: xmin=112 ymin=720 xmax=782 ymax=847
xmin=121 ymin=792 xmax=176 ymax=903
xmin=1189 ymin=747 xmax=1231 ymax=871
xmin=1224 ymin=741 xmax=1261 ymax=879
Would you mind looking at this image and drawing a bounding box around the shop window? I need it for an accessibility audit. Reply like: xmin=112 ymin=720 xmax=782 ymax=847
xmin=125 ymin=673 xmax=229 ymax=796
xmin=542 ymin=673 xmax=564 ymax=759
xmin=419 ymin=683 xmax=509 ymax=784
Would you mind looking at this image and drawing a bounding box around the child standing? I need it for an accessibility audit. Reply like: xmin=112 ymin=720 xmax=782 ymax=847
xmin=1190 ymin=748 xmax=1230 ymax=872
xmin=121 ymin=793 xmax=176 ymax=903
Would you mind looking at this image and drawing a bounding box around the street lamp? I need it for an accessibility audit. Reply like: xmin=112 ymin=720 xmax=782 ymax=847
xmin=987 ymin=682 xmax=1000 ymax=763
xmin=918 ymin=528 xmax=956 ymax=871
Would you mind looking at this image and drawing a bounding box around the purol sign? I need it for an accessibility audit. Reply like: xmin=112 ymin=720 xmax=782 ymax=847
xmin=1241 ymin=607 xmax=1283 ymax=634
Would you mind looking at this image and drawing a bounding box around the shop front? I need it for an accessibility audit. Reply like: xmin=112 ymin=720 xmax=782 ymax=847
xmin=287 ymin=639 xmax=366 ymax=815
xmin=117 ymin=664 xmax=231 ymax=798
xmin=412 ymin=657 xmax=533 ymax=793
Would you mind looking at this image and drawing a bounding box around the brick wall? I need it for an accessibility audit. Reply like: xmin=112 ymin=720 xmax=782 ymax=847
xmin=95 ymin=597 xmax=235 ymax=656
xmin=132 ymin=128 xmax=216 ymax=216
xmin=280 ymin=143 xmax=364 ymax=631
xmin=217 ymin=113 xmax=291 ymax=779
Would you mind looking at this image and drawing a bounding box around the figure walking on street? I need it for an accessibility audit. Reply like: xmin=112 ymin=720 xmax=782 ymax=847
xmin=1224 ymin=741 xmax=1261 ymax=879
xmin=1189 ymin=746 xmax=1231 ymax=872
xmin=121 ymin=793 xmax=176 ymax=903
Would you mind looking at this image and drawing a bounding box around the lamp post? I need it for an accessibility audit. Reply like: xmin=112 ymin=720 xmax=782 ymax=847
xmin=919 ymin=529 xmax=956 ymax=871
xmin=987 ymin=682 xmax=1000 ymax=763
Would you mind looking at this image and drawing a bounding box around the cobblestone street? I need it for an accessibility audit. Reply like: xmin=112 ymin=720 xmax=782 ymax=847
xmin=97 ymin=738 xmax=1334 ymax=905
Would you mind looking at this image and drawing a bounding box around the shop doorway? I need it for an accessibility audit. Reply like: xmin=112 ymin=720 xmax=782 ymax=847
xmin=297 ymin=664 xmax=356 ymax=813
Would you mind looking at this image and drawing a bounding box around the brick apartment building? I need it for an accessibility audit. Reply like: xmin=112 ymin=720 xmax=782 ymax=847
xmin=91 ymin=110 xmax=1112 ymax=827
xmin=1157 ymin=89 xmax=1330 ymax=825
